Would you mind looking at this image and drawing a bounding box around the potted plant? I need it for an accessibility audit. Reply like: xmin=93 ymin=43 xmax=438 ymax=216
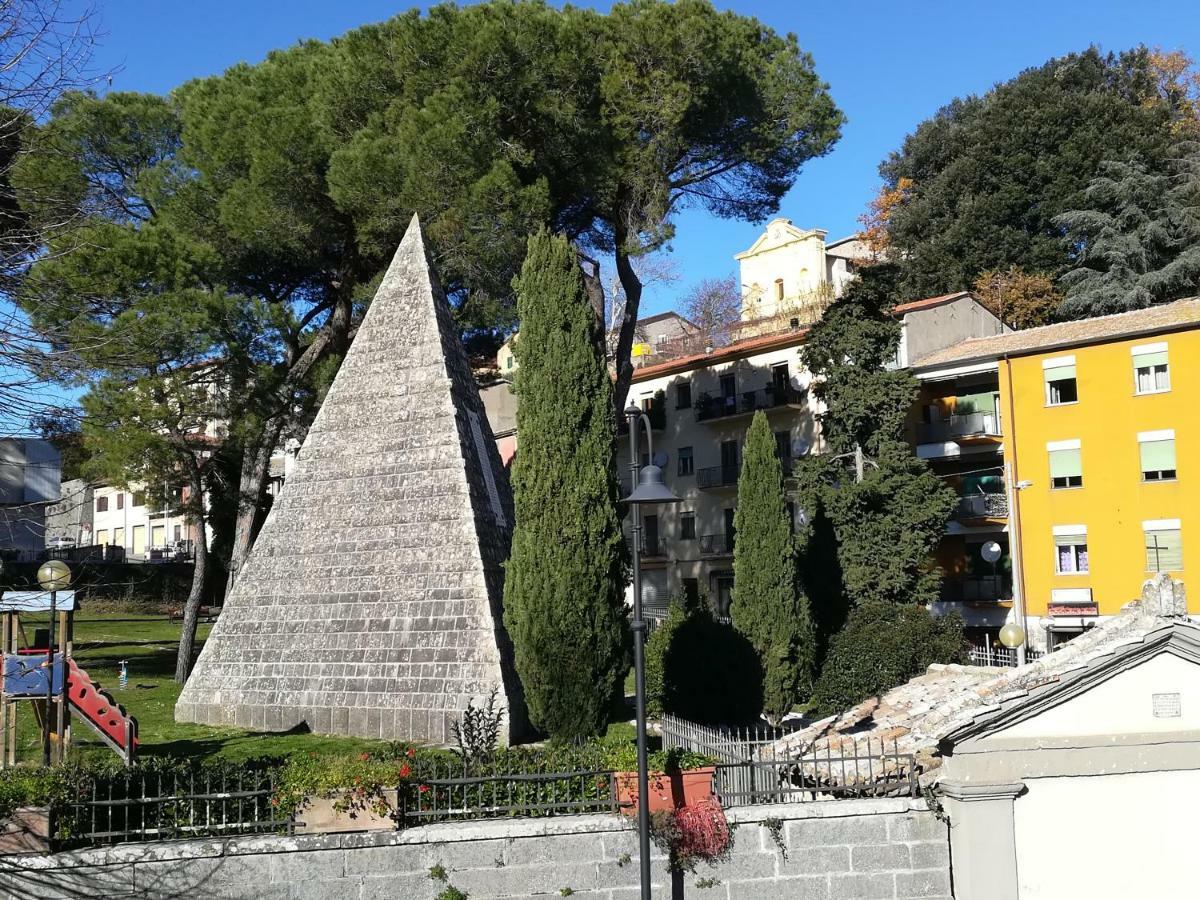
xmin=609 ymin=746 xmax=716 ymax=817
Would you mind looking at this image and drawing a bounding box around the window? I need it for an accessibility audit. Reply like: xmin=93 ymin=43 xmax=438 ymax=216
xmin=1144 ymin=520 xmax=1183 ymax=571
xmin=655 ymin=333 xmax=668 ymax=346
xmin=678 ymin=446 xmax=694 ymax=476
xmin=116 ymin=492 xmax=125 ymax=510
xmin=173 ymin=524 xmax=182 ymax=541
xmin=774 ymin=278 xmax=784 ymax=301
xmin=1139 ymin=430 xmax=1177 ymax=481
xmin=132 ymin=491 xmax=146 ymax=508
xmin=680 ymin=513 xmax=696 ymax=540
xmin=774 ymin=430 xmax=792 ymax=468
xmin=720 ymin=373 xmax=736 ymax=399
xmin=1054 ymin=526 xmax=1089 ymax=574
xmin=95 ymin=529 xmax=108 ymax=546
xmin=1048 ymin=440 xmax=1083 ymax=489
xmin=1043 ymin=356 xmax=1078 ymax=405
xmin=113 ymin=527 xmax=124 ymax=547
xmin=95 ymin=496 xmax=109 ymax=513
xmin=682 ymin=577 xmax=700 ymax=607
xmin=505 ymin=354 xmax=513 ymax=371
xmin=1132 ymin=342 xmax=1170 ymax=394
xmin=675 ymin=381 xmax=692 ymax=410
xmin=643 ymin=515 xmax=659 ymax=556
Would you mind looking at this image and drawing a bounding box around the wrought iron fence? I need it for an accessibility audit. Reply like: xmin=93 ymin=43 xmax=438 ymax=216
xmin=661 ymin=714 xmax=918 ymax=806
xmin=55 ymin=765 xmax=289 ymax=849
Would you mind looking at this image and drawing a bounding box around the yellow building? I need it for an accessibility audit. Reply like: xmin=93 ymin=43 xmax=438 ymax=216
xmin=914 ymin=299 xmax=1200 ymax=650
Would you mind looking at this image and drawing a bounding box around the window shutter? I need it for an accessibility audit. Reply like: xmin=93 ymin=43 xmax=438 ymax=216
xmin=1133 ymin=350 xmax=1169 ymax=368
xmin=1044 ymin=364 xmax=1076 ymax=381
xmin=1049 ymin=448 xmax=1082 ymax=478
xmin=1140 ymin=439 xmax=1177 ymax=472
xmin=1146 ymin=529 xmax=1183 ymax=571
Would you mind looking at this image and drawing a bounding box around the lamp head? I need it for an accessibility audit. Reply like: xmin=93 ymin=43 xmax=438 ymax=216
xmin=624 ymin=401 xmax=641 ymax=419
xmin=998 ymin=622 xmax=1025 ymax=649
xmin=622 ymin=464 xmax=681 ymax=505
xmin=37 ymin=559 xmax=71 ymax=592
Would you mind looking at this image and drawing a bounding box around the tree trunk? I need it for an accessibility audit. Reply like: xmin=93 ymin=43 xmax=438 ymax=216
xmin=225 ymin=423 xmax=281 ymax=596
xmin=610 ymin=227 xmax=643 ymax=416
xmin=175 ymin=466 xmax=209 ymax=684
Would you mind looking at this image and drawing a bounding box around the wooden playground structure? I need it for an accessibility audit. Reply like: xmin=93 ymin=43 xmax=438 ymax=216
xmin=0 ymin=589 xmax=137 ymax=766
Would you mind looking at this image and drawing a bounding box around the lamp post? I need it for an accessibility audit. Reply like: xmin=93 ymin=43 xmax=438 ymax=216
xmin=37 ymin=559 xmax=70 ymax=767
xmin=620 ymin=402 xmax=680 ymax=900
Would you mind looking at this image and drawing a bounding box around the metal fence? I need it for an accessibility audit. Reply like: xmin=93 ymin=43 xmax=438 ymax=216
xmin=967 ymin=644 xmax=1046 ymax=667
xmin=56 ymin=766 xmax=289 ymax=849
xmin=661 ymin=714 xmax=918 ymax=807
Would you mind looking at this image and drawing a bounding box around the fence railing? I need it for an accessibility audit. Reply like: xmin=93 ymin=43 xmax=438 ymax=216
xmin=694 ymin=385 xmax=805 ymax=423
xmin=917 ymin=412 xmax=1001 ymax=444
xmin=967 ymin=644 xmax=1046 ymax=667
xmin=56 ymin=766 xmax=289 ymax=849
xmin=660 ymin=714 xmax=918 ymax=806
xmin=954 ymin=492 xmax=1008 ymax=520
xmin=696 ymin=465 xmax=739 ymax=490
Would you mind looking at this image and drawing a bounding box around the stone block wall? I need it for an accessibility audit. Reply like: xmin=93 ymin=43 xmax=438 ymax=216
xmin=0 ymin=799 xmax=951 ymax=899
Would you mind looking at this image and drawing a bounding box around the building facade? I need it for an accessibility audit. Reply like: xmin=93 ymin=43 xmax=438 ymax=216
xmin=913 ymin=299 xmax=1200 ymax=649
xmin=92 ymin=483 xmax=195 ymax=561
xmin=0 ymin=438 xmax=61 ymax=556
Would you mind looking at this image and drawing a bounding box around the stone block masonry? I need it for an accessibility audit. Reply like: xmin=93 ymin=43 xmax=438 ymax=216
xmin=175 ymin=215 xmax=524 ymax=744
xmin=0 ymin=799 xmax=950 ymax=899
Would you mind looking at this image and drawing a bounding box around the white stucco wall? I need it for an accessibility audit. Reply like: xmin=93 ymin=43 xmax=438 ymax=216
xmin=1014 ymin=769 xmax=1200 ymax=899
xmin=997 ymin=653 xmax=1200 ymax=739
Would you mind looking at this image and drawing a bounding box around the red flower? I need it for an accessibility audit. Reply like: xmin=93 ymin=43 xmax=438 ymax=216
xmin=398 ymin=763 xmax=412 ymax=779
xmin=418 ymin=784 xmax=430 ymax=794
xmin=270 ymin=797 xmax=279 ymax=807
xmin=406 ymin=747 xmax=416 ymax=759
xmin=359 ymin=752 xmax=371 ymax=761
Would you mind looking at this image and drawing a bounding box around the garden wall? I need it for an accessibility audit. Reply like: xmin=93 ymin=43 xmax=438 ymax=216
xmin=0 ymin=798 xmax=950 ymax=899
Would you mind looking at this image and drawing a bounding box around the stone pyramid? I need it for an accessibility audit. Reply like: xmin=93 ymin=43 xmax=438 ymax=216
xmin=176 ymin=216 xmax=524 ymax=744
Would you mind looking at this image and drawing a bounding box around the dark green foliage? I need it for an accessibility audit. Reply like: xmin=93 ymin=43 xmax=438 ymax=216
xmin=810 ymin=601 xmax=967 ymax=717
xmin=732 ymin=411 xmax=814 ymax=721
xmin=796 ymin=268 xmax=956 ymax=624
xmin=645 ymin=596 xmax=763 ymax=725
xmin=503 ymin=230 xmax=629 ymax=740
xmin=881 ymin=47 xmax=1173 ymax=299
xmin=1055 ymin=150 xmax=1200 ymax=316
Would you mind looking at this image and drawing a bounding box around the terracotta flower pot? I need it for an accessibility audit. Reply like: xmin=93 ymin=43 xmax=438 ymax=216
xmin=615 ymin=766 xmax=716 ymax=817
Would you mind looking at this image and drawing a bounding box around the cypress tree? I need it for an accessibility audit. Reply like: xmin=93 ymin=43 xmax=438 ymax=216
xmin=732 ymin=411 xmax=815 ymax=722
xmin=503 ymin=229 xmax=630 ymax=741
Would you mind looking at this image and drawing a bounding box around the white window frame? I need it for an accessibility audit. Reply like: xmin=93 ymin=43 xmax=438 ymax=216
xmin=1043 ymin=355 xmax=1078 ymax=406
xmin=1131 ymin=342 xmax=1170 ymax=395
xmin=1047 ymin=439 xmax=1083 ymax=489
xmin=1053 ymin=524 xmax=1089 ymax=575
xmin=1138 ymin=429 xmax=1177 ymax=482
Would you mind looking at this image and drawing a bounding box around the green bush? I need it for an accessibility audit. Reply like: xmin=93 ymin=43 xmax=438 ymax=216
xmin=646 ymin=596 xmax=763 ymax=725
xmin=810 ymin=601 xmax=967 ymax=717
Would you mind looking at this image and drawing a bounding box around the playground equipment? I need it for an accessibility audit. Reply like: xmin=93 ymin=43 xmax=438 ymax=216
xmin=0 ymin=587 xmax=138 ymax=766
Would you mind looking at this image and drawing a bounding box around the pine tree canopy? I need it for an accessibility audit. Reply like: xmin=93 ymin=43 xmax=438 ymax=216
xmin=1055 ymin=150 xmax=1200 ymax=317
xmin=502 ymin=229 xmax=630 ymax=741
xmin=732 ymin=410 xmax=814 ymax=721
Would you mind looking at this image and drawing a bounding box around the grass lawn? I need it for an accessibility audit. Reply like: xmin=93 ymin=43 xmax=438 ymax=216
xmin=8 ymin=612 xmax=395 ymax=764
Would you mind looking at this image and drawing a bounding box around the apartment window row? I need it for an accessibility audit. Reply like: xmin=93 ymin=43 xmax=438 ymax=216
xmin=1052 ymin=521 xmax=1183 ymax=575
xmin=1047 ymin=431 xmax=1178 ymax=488
xmin=1043 ymin=342 xmax=1173 ymax=407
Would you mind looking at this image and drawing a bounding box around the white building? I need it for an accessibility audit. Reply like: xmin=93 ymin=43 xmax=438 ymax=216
xmin=91 ymin=483 xmax=195 ymax=561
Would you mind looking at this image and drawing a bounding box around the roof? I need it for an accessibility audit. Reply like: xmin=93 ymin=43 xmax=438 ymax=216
xmin=636 ymin=311 xmax=697 ymax=329
xmin=891 ymin=292 xmax=970 ymax=315
xmin=769 ymin=574 xmax=1195 ymax=780
xmin=630 ymin=326 xmax=808 ymax=382
xmin=912 ymin=298 xmax=1200 ymax=369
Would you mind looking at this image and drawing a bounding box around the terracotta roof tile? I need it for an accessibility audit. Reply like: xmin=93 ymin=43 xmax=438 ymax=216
xmin=912 ymin=297 xmax=1200 ymax=369
xmin=891 ymin=292 xmax=970 ymax=315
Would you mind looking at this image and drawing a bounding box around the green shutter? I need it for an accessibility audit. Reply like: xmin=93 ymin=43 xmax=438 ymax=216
xmin=1049 ymin=448 xmax=1082 ymax=478
xmin=1140 ymin=439 xmax=1177 ymax=472
xmin=1133 ymin=351 xmax=1169 ymax=368
xmin=955 ymin=391 xmax=996 ymax=416
xmin=1044 ymin=364 xmax=1076 ymax=381
xmin=1146 ymin=529 xmax=1183 ymax=571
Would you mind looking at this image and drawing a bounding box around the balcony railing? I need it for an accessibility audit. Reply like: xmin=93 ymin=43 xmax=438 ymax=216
xmin=694 ymin=384 xmax=805 ymax=423
xmin=617 ymin=403 xmax=666 ymax=434
xmin=941 ymin=575 xmax=1010 ymax=603
xmin=699 ymin=533 xmax=735 ymax=555
xmin=955 ymin=492 xmax=1008 ymax=520
xmin=697 ymin=465 xmax=739 ymax=490
xmin=627 ymin=535 xmax=665 ymax=558
xmin=917 ymin=412 xmax=1001 ymax=444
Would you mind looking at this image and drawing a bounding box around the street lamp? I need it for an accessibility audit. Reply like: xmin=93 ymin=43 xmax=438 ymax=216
xmin=37 ymin=559 xmax=70 ymax=767
xmin=620 ymin=401 xmax=680 ymax=900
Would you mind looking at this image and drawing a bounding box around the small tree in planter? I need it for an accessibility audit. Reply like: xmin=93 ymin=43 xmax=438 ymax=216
xmin=610 ymin=746 xmax=717 ymax=817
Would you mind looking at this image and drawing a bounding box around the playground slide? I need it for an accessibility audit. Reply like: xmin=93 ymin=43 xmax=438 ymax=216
xmin=64 ymin=659 xmax=138 ymax=758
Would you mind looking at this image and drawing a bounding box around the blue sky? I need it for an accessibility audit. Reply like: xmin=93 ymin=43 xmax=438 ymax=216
xmin=76 ymin=0 xmax=1200 ymax=317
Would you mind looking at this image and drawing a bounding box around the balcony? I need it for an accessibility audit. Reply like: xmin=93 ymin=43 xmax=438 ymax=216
xmin=694 ymin=384 xmax=805 ymax=424
xmin=697 ymin=465 xmax=739 ymax=490
xmin=627 ymin=535 xmax=666 ymax=558
xmin=617 ymin=402 xmax=666 ymax=434
xmin=941 ymin=576 xmax=1010 ymax=603
xmin=917 ymin=412 xmax=1001 ymax=445
xmin=699 ymin=533 xmax=735 ymax=555
xmin=954 ymin=492 xmax=1008 ymax=521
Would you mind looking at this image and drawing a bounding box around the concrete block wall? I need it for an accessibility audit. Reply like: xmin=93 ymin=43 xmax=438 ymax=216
xmin=0 ymin=799 xmax=950 ymax=899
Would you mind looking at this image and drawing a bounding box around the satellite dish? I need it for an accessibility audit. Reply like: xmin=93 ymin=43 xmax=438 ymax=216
xmin=652 ymin=450 xmax=668 ymax=468
xmin=792 ymin=437 xmax=811 ymax=457
xmin=981 ymin=541 xmax=1003 ymax=564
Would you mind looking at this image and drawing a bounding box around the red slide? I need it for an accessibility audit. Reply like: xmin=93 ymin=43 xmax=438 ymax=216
xmin=66 ymin=659 xmax=138 ymax=760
